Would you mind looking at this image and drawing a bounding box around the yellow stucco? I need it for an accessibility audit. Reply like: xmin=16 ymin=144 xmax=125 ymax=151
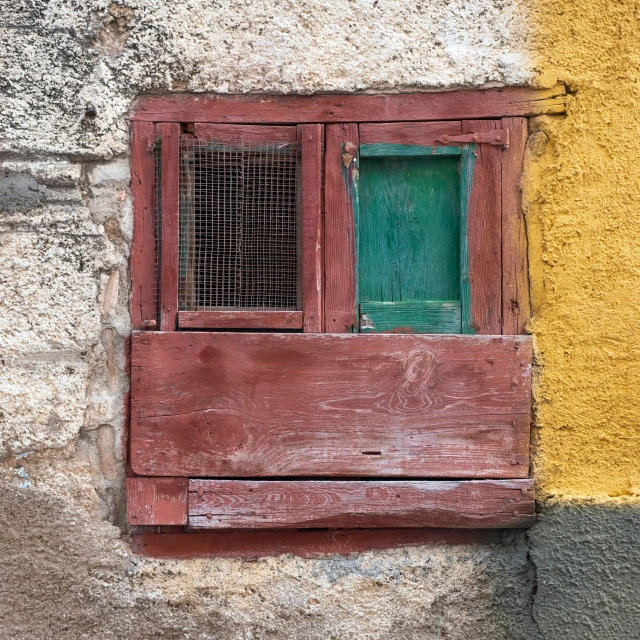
xmin=526 ymin=0 xmax=640 ymax=498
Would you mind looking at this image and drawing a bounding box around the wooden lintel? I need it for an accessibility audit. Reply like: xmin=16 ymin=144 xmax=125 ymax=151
xmin=130 ymin=85 xmax=567 ymax=123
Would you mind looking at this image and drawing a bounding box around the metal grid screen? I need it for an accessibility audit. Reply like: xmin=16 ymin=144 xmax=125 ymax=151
xmin=178 ymin=137 xmax=301 ymax=311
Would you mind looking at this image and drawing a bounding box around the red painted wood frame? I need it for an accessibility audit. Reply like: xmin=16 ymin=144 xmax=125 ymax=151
xmin=135 ymin=123 xmax=323 ymax=331
xmin=127 ymin=89 xmax=558 ymax=550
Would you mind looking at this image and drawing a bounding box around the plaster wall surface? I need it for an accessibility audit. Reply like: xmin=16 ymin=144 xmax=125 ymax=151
xmin=0 ymin=1 xmax=547 ymax=637
xmin=526 ymin=0 xmax=640 ymax=500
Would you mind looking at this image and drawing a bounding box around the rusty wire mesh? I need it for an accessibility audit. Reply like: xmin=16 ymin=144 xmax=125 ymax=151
xmin=178 ymin=136 xmax=301 ymax=311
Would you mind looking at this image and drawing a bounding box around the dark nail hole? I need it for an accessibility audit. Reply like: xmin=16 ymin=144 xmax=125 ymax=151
xmin=362 ymin=451 xmax=382 ymax=456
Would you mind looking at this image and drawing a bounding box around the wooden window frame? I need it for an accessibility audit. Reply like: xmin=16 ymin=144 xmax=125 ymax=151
xmin=128 ymin=86 xmax=566 ymax=555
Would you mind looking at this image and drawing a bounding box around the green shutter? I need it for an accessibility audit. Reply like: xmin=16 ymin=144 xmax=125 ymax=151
xmin=356 ymin=144 xmax=474 ymax=334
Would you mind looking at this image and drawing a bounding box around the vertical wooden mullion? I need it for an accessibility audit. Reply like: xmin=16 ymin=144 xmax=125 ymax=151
xmin=324 ymin=124 xmax=359 ymax=333
xmin=159 ymin=123 xmax=181 ymax=331
xmin=462 ymin=120 xmax=502 ymax=334
xmin=299 ymin=124 xmax=324 ymax=332
xmin=130 ymin=121 xmax=157 ymax=330
xmin=501 ymin=117 xmax=530 ymax=335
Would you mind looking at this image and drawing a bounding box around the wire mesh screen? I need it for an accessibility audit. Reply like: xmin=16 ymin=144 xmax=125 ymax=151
xmin=178 ymin=137 xmax=301 ymax=311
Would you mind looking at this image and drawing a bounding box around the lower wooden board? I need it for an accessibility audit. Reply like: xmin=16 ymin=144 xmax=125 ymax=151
xmin=129 ymin=528 xmax=501 ymax=558
xmin=127 ymin=477 xmax=188 ymax=526
xmin=131 ymin=332 xmax=532 ymax=477
xmin=188 ymin=480 xmax=534 ymax=529
xmin=128 ymin=528 xmax=501 ymax=558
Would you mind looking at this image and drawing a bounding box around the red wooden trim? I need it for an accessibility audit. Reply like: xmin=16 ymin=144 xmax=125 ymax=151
xmin=463 ymin=120 xmax=502 ymax=334
xmin=130 ymin=121 xmax=157 ymax=330
xmin=324 ymin=124 xmax=358 ymax=332
xmin=501 ymin=117 xmax=530 ymax=335
xmin=178 ymin=310 xmax=302 ymax=329
xmin=128 ymin=528 xmax=501 ymax=558
xmin=131 ymin=86 xmax=567 ymax=123
xmin=189 ymin=479 xmax=534 ymax=529
xmin=359 ymin=121 xmax=461 ymax=145
xmin=299 ymin=124 xmax=324 ymax=332
xmin=193 ymin=123 xmax=297 ymax=142
xmin=159 ymin=123 xmax=181 ymax=331
xmin=130 ymin=332 xmax=531 ymax=478
xmin=127 ymin=477 xmax=188 ymax=526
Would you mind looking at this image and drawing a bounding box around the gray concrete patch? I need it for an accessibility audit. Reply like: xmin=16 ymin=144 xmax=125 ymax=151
xmin=529 ymin=500 xmax=640 ymax=639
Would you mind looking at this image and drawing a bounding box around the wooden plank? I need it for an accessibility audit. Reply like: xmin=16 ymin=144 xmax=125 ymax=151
xmin=359 ymin=301 xmax=461 ymax=334
xmin=130 ymin=121 xmax=157 ymax=330
xmin=188 ymin=479 xmax=535 ymax=529
xmin=126 ymin=477 xmax=188 ymax=526
xmin=128 ymin=528 xmax=501 ymax=558
xmin=359 ymin=144 xmax=462 ymax=157
xmin=299 ymin=124 xmax=324 ymax=333
xmin=324 ymin=124 xmax=358 ymax=332
xmin=463 ymin=121 xmax=502 ymax=334
xmin=131 ymin=332 xmax=532 ymax=477
xmin=359 ymin=121 xmax=461 ymax=145
xmin=159 ymin=123 xmax=181 ymax=331
xmin=131 ymin=86 xmax=568 ymax=123
xmin=178 ymin=310 xmax=302 ymax=329
xmin=193 ymin=123 xmax=297 ymax=142
xmin=501 ymin=117 xmax=530 ymax=335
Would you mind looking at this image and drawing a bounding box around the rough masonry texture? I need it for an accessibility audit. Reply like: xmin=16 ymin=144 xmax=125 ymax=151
xmin=1 ymin=0 xmax=639 ymax=637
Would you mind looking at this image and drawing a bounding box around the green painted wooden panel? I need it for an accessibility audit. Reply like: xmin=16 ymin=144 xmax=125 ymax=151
xmin=360 ymin=144 xmax=462 ymax=158
xmin=359 ymin=301 xmax=462 ymax=334
xmin=357 ymin=154 xmax=461 ymax=306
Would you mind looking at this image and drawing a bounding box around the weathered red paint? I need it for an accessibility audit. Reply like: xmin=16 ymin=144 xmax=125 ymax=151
xmin=189 ymin=479 xmax=535 ymax=529
xmin=128 ymin=528 xmax=502 ymax=559
xmin=130 ymin=86 xmax=568 ymax=123
xmin=130 ymin=332 xmax=531 ymax=478
xmin=127 ymin=477 xmax=188 ymax=526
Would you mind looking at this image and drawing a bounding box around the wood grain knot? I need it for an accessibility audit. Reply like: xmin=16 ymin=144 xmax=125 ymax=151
xmin=189 ymin=412 xmax=247 ymax=454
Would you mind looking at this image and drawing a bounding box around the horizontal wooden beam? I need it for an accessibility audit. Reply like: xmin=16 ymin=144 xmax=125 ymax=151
xmin=131 ymin=85 xmax=567 ymax=123
xmin=188 ymin=480 xmax=535 ymax=529
xmin=359 ymin=120 xmax=461 ymax=145
xmin=126 ymin=477 xmax=188 ymax=526
xmin=128 ymin=528 xmax=502 ymax=558
xmin=178 ymin=310 xmax=303 ymax=330
xmin=131 ymin=332 xmax=532 ymax=478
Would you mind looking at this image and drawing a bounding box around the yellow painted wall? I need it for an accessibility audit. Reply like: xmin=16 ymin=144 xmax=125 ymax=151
xmin=527 ymin=0 xmax=640 ymax=498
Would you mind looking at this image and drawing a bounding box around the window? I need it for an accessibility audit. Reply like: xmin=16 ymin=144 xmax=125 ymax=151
xmin=127 ymin=87 xmax=567 ymax=543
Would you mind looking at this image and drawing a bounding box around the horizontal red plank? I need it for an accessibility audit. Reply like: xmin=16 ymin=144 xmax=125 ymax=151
xmin=128 ymin=528 xmax=501 ymax=558
xmin=126 ymin=477 xmax=188 ymax=526
xmin=131 ymin=333 xmax=531 ymax=477
xmin=131 ymin=86 xmax=567 ymax=123
xmin=188 ymin=480 xmax=534 ymax=529
xmin=178 ymin=310 xmax=303 ymax=330
xmin=359 ymin=121 xmax=461 ymax=145
xmin=193 ymin=123 xmax=297 ymax=142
